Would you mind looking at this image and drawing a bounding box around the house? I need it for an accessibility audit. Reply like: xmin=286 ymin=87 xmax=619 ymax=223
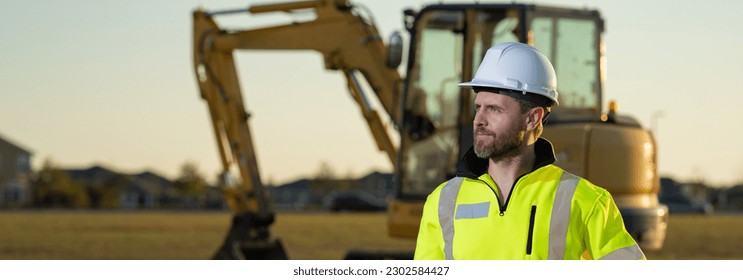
xmin=105 ymin=172 xmax=169 ymax=209
xmin=0 ymin=132 xmax=33 ymax=207
xmin=659 ymin=177 xmax=713 ymax=214
xmin=356 ymin=171 xmax=394 ymax=199
xmin=65 ymin=165 xmax=172 ymax=209
xmin=63 ymin=165 xmax=227 ymax=210
xmin=714 ymin=184 xmax=743 ymax=212
xmin=268 ymin=179 xmax=313 ymax=211
xmin=268 ymin=171 xmax=394 ymax=212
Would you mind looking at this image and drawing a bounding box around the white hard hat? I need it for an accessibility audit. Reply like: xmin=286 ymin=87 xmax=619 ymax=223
xmin=459 ymin=42 xmax=559 ymax=106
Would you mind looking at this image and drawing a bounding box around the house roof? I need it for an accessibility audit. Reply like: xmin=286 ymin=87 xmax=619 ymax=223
xmin=66 ymin=165 xmax=119 ymax=185
xmin=0 ymin=131 xmax=33 ymax=155
xmin=64 ymin=165 xmax=173 ymax=194
xmin=134 ymin=171 xmax=173 ymax=190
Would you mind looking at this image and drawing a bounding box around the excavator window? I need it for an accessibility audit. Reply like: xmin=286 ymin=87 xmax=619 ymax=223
xmin=470 ymin=10 xmax=521 ymax=111
xmin=472 ymin=10 xmax=520 ymax=71
xmin=400 ymin=9 xmax=464 ymax=197
xmin=532 ymin=16 xmax=601 ymax=112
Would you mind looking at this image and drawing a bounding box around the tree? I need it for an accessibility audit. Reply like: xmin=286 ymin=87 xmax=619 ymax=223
xmin=173 ymin=161 xmax=207 ymax=195
xmin=314 ymin=161 xmax=337 ymax=181
xmin=32 ymin=159 xmax=89 ymax=208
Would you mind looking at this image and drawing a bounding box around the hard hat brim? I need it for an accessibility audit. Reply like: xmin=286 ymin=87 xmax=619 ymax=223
xmin=461 ymin=84 xmax=558 ymax=108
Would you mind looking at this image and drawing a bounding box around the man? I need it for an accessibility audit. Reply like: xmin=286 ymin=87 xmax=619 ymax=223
xmin=413 ymin=42 xmax=645 ymax=260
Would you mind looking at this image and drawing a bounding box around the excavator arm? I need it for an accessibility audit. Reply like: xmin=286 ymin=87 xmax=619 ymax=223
xmin=192 ymin=0 xmax=403 ymax=259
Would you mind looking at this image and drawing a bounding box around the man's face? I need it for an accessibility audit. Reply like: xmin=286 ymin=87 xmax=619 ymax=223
xmin=472 ymin=91 xmax=528 ymax=160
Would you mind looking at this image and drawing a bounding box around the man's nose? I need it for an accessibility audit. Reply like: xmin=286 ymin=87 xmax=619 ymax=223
xmin=473 ymin=111 xmax=485 ymax=127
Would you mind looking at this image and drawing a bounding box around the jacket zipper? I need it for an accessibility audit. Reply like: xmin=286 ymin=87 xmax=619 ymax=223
xmin=476 ymin=178 xmax=504 ymax=215
xmin=526 ymin=205 xmax=536 ymax=255
xmin=477 ymin=173 xmax=529 ymax=216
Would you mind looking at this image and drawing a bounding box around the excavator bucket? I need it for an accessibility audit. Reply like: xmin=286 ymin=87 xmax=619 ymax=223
xmin=212 ymin=213 xmax=289 ymax=260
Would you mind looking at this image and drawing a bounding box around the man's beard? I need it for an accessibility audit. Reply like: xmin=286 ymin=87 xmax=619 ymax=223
xmin=473 ymin=124 xmax=525 ymax=161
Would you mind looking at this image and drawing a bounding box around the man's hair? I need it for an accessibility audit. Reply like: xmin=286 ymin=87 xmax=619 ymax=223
xmin=515 ymin=98 xmax=539 ymax=114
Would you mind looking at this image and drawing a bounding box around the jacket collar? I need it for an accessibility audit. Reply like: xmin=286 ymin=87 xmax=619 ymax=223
xmin=456 ymin=137 xmax=557 ymax=179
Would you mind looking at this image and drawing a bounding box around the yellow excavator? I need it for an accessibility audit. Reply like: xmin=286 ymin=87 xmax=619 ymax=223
xmin=192 ymin=0 xmax=668 ymax=260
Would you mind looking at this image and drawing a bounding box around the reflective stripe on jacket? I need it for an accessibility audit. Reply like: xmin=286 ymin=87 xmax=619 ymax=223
xmin=414 ymin=139 xmax=645 ymax=260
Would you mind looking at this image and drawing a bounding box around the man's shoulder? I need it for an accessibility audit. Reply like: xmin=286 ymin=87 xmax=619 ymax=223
xmin=427 ymin=176 xmax=484 ymax=198
xmin=432 ymin=176 xmax=466 ymax=192
xmin=545 ymin=165 xmax=611 ymax=198
xmin=570 ymin=176 xmax=612 ymax=204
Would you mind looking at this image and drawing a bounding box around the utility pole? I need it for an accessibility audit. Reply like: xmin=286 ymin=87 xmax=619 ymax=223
xmin=650 ymin=110 xmax=665 ymax=138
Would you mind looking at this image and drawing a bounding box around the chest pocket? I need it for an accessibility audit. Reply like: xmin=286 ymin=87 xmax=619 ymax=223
xmin=455 ymin=202 xmax=490 ymax=219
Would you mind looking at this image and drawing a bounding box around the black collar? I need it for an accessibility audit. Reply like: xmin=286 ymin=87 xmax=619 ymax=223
xmin=456 ymin=137 xmax=557 ymax=179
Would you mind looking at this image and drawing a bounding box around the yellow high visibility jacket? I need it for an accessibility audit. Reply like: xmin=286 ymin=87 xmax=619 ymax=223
xmin=414 ymin=138 xmax=645 ymax=260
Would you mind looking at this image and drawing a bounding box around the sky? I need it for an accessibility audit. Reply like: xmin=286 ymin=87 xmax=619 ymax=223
xmin=1 ymin=0 xmax=742 ymax=186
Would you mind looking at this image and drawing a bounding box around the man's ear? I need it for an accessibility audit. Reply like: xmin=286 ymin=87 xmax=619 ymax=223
xmin=526 ymin=107 xmax=544 ymax=131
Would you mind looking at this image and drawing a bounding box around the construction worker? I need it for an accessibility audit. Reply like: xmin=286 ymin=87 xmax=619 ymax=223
xmin=413 ymin=42 xmax=645 ymax=260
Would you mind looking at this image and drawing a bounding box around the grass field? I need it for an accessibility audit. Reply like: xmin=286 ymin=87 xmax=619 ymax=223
xmin=0 ymin=210 xmax=740 ymax=260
